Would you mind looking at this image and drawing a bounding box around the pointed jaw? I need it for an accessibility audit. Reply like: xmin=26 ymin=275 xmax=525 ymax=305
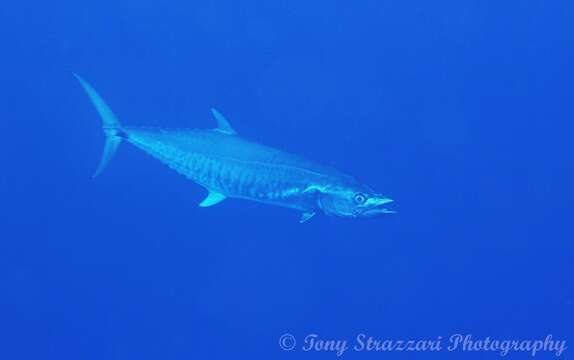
xmin=362 ymin=196 xmax=396 ymax=216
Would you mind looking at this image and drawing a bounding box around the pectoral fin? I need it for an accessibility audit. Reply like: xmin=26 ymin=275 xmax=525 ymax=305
xmin=299 ymin=212 xmax=316 ymax=223
xmin=199 ymin=191 xmax=227 ymax=207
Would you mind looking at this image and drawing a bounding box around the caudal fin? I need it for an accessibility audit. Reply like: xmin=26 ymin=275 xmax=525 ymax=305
xmin=74 ymin=74 xmax=123 ymax=177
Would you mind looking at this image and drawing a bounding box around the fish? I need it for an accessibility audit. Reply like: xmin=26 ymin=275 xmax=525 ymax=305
xmin=75 ymin=74 xmax=395 ymax=222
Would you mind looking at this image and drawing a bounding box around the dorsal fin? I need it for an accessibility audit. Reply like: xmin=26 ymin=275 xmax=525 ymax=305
xmin=211 ymin=108 xmax=237 ymax=135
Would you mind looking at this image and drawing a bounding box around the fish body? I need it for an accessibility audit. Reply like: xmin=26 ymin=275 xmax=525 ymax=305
xmin=125 ymin=127 xmax=347 ymax=213
xmin=75 ymin=75 xmax=394 ymax=221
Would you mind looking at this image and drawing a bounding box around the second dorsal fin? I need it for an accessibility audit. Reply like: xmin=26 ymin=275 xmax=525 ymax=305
xmin=211 ymin=108 xmax=237 ymax=135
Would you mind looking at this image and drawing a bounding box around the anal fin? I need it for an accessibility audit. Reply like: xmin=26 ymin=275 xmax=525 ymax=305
xmin=199 ymin=191 xmax=227 ymax=207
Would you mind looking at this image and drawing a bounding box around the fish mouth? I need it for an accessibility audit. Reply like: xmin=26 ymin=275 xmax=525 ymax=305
xmin=362 ymin=197 xmax=396 ymax=216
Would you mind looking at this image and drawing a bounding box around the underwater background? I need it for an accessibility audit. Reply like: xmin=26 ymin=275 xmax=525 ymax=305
xmin=1 ymin=0 xmax=573 ymax=359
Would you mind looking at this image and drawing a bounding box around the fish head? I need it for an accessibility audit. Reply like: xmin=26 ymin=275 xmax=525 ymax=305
xmin=317 ymin=182 xmax=395 ymax=218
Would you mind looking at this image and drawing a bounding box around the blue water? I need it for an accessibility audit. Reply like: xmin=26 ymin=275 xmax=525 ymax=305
xmin=1 ymin=0 xmax=573 ymax=359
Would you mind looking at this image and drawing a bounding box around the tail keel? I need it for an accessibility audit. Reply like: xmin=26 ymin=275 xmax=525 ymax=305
xmin=74 ymin=74 xmax=123 ymax=177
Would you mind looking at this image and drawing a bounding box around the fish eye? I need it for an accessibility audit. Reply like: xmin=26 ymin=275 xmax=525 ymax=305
xmin=353 ymin=193 xmax=367 ymax=204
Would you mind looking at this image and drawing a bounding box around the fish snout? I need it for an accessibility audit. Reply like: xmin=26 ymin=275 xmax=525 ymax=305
xmin=363 ymin=196 xmax=396 ymax=215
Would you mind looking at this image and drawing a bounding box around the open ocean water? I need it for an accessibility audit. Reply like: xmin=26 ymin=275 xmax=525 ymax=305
xmin=1 ymin=0 xmax=573 ymax=359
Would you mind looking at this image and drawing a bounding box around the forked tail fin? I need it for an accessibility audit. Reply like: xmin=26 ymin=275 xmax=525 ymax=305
xmin=74 ymin=74 xmax=123 ymax=177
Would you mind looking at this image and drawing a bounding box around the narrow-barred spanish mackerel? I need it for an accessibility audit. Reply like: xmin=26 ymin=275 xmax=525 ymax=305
xmin=75 ymin=75 xmax=394 ymax=222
